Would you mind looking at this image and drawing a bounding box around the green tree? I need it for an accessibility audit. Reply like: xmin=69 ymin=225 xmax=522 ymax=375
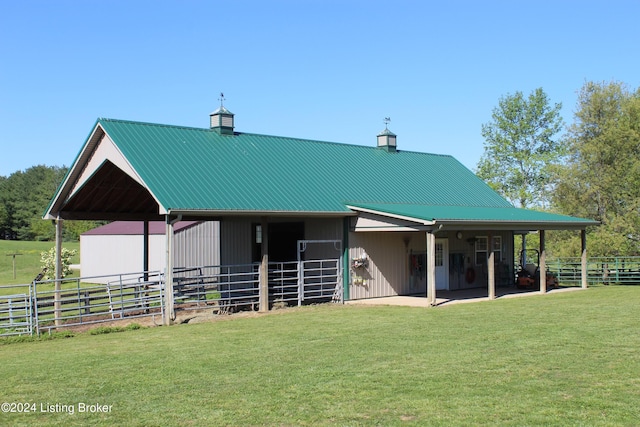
xmin=552 ymin=81 xmax=640 ymax=256
xmin=477 ymin=88 xmax=565 ymax=208
xmin=2 ymin=165 xmax=67 ymax=240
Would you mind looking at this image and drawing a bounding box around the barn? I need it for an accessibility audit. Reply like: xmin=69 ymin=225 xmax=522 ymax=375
xmin=45 ymin=103 xmax=598 ymax=324
xmin=80 ymin=221 xmax=219 ymax=283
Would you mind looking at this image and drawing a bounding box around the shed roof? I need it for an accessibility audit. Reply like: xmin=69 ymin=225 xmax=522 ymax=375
xmin=46 ymin=117 xmax=598 ymax=229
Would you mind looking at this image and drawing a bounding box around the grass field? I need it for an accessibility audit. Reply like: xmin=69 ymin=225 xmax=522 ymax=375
xmin=0 ymin=285 xmax=639 ymax=426
xmin=0 ymin=240 xmax=80 ymax=286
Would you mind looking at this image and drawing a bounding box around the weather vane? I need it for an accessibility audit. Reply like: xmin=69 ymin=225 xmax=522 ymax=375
xmin=384 ymin=117 xmax=391 ymax=129
xmin=218 ymin=92 xmax=226 ymax=107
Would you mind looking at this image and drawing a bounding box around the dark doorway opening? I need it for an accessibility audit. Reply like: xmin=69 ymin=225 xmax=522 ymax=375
xmin=252 ymin=222 xmax=305 ymax=263
xmin=269 ymin=222 xmax=305 ymax=262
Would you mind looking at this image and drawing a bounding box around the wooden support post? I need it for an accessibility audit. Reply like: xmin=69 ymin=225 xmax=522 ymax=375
xmin=143 ymin=220 xmax=149 ymax=282
xmin=426 ymin=231 xmax=436 ymax=306
xmin=259 ymin=219 xmax=269 ymax=312
xmin=164 ymin=217 xmax=175 ymax=325
xmin=488 ymin=233 xmax=495 ymax=300
xmin=539 ymin=230 xmax=547 ymax=293
xmin=54 ymin=218 xmax=63 ymax=327
xmin=581 ymin=230 xmax=588 ymax=289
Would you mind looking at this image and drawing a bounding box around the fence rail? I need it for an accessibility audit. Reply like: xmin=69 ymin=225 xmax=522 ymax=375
xmin=548 ymin=256 xmax=640 ymax=285
xmin=1 ymin=258 xmax=342 ymax=337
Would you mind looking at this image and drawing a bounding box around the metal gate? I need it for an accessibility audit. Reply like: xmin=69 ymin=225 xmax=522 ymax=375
xmin=0 ymin=284 xmax=33 ymax=336
xmin=297 ymin=240 xmax=343 ymax=304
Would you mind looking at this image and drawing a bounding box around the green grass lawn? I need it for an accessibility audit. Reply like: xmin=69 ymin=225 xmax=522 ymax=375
xmin=0 ymin=241 xmax=80 ymax=286
xmin=1 ymin=285 xmax=639 ymax=426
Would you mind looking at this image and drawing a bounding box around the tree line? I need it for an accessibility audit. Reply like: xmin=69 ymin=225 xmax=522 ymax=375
xmin=477 ymin=80 xmax=640 ymax=257
xmin=0 ymin=165 xmax=101 ymax=241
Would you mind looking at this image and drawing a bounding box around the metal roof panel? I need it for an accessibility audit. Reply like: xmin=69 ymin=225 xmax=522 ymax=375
xmin=98 ymin=118 xmax=513 ymax=213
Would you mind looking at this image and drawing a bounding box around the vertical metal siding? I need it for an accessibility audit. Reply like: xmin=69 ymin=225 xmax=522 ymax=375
xmin=303 ymin=218 xmax=343 ymax=260
xmin=220 ymin=218 xmax=253 ymax=265
xmin=349 ymin=232 xmax=410 ymax=299
xmin=347 ymin=230 xmax=515 ymax=298
xmin=174 ymin=221 xmax=220 ymax=268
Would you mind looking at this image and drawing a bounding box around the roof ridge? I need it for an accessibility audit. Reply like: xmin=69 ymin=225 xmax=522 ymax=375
xmin=236 ymin=130 xmax=455 ymax=158
xmin=99 ymin=118 xmax=210 ymax=132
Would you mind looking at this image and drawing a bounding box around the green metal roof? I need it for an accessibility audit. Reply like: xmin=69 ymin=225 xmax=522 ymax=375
xmin=47 ymin=117 xmax=597 ymax=227
xmin=98 ymin=118 xmax=512 ymax=213
xmin=347 ymin=202 xmax=599 ymax=228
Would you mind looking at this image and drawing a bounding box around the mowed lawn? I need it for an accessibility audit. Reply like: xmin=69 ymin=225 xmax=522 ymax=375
xmin=0 ymin=240 xmax=80 ymax=286
xmin=1 ymin=286 xmax=639 ymax=426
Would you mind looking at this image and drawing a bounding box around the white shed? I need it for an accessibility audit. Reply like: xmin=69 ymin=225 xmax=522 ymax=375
xmin=80 ymin=221 xmax=219 ymax=283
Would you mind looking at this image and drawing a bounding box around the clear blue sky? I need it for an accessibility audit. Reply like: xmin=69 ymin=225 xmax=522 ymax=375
xmin=1 ymin=0 xmax=639 ymax=177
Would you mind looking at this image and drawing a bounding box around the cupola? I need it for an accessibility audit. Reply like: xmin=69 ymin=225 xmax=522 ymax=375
xmin=210 ymin=93 xmax=234 ymax=135
xmin=377 ymin=117 xmax=397 ymax=152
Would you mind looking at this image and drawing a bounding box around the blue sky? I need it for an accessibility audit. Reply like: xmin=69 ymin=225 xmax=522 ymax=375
xmin=1 ymin=0 xmax=639 ymax=177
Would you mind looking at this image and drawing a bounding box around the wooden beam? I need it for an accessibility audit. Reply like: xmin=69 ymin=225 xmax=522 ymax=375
xmin=488 ymin=233 xmax=495 ymax=300
xmin=143 ymin=220 xmax=149 ymax=282
xmin=581 ymin=230 xmax=588 ymax=289
xmin=426 ymin=231 xmax=436 ymax=306
xmin=259 ymin=218 xmax=269 ymax=312
xmin=539 ymin=230 xmax=547 ymax=293
xmin=54 ymin=218 xmax=63 ymax=327
xmin=164 ymin=216 xmax=176 ymax=325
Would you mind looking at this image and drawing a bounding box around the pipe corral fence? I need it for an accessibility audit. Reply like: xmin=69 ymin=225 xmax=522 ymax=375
xmin=0 ymin=258 xmax=342 ymax=337
xmin=2 ymin=256 xmax=639 ymax=338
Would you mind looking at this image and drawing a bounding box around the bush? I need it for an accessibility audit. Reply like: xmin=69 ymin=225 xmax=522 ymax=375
xmin=39 ymin=247 xmax=77 ymax=280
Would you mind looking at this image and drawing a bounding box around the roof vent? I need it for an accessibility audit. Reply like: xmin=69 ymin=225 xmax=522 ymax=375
xmin=210 ymin=93 xmax=234 ymax=135
xmin=377 ymin=117 xmax=396 ymax=152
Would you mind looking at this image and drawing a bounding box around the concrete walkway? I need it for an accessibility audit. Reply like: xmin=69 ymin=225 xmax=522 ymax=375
xmin=345 ymin=286 xmax=585 ymax=308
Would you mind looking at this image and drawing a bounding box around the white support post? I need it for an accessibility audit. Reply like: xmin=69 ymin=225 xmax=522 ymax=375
xmin=54 ymin=218 xmax=63 ymax=327
xmin=539 ymin=230 xmax=547 ymax=293
xmin=164 ymin=217 xmax=175 ymax=325
xmin=426 ymin=231 xmax=436 ymax=306
xmin=581 ymin=230 xmax=588 ymax=289
xmin=488 ymin=233 xmax=495 ymax=300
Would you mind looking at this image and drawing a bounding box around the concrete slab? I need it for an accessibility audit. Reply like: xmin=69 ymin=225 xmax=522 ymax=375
xmin=345 ymin=286 xmax=585 ymax=308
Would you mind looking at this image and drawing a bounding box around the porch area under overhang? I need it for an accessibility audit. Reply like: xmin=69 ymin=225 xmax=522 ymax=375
xmin=346 ymin=203 xmax=599 ymax=305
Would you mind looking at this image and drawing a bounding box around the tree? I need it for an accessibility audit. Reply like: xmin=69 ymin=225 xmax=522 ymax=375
xmin=552 ymin=81 xmax=640 ymax=256
xmin=0 ymin=165 xmax=106 ymax=241
xmin=477 ymin=88 xmax=565 ymax=208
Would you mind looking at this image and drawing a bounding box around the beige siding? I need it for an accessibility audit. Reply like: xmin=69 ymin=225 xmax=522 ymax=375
xmin=349 ymin=232 xmax=411 ymax=299
xmin=347 ymin=230 xmax=515 ymax=299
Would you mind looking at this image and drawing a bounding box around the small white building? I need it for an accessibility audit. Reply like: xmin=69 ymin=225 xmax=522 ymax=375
xmin=81 ymin=221 xmax=219 ymax=283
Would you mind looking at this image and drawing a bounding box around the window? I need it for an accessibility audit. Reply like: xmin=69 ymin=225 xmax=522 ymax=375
xmin=475 ymin=236 xmax=502 ymax=266
xmin=435 ymin=242 xmax=444 ymax=267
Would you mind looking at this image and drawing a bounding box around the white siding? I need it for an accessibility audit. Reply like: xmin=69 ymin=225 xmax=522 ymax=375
xmin=80 ymin=234 xmax=165 ymax=284
xmin=80 ymin=221 xmax=221 ymax=283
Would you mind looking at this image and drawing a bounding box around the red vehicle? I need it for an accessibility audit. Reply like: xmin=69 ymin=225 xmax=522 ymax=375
xmin=516 ymin=249 xmax=558 ymax=289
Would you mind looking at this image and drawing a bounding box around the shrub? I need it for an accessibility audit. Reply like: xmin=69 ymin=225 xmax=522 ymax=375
xmin=39 ymin=247 xmax=77 ymax=280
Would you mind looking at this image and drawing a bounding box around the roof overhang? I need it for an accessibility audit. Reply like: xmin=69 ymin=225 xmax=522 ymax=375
xmin=347 ymin=203 xmax=599 ymax=232
xmin=44 ymin=122 xmax=166 ymax=220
